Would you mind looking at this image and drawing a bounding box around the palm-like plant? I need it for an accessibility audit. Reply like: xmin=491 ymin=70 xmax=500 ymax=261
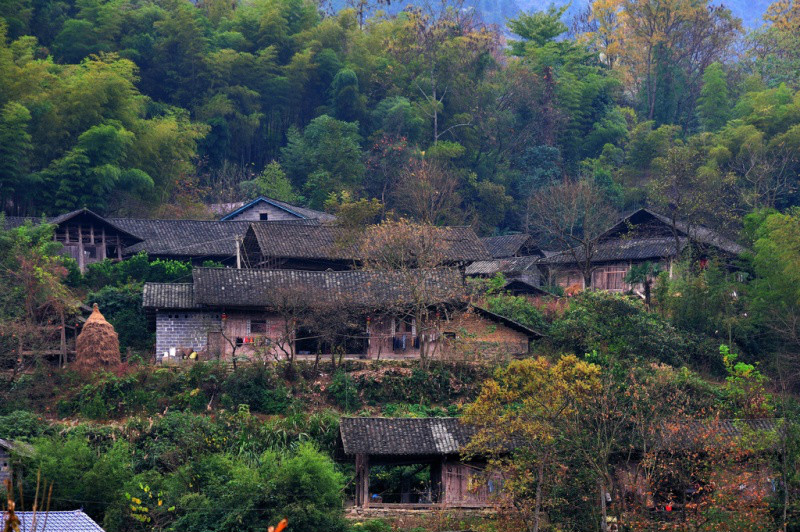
xmin=624 ymin=261 xmax=662 ymax=308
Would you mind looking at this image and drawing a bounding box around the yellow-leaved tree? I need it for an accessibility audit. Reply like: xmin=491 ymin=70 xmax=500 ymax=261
xmin=462 ymin=355 xmax=601 ymax=532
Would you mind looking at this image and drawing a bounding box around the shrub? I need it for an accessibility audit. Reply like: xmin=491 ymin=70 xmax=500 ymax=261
xmin=86 ymin=283 xmax=152 ymax=353
xmin=221 ymin=365 xmax=293 ymax=414
xmin=0 ymin=410 xmax=51 ymax=439
xmin=549 ymin=291 xmax=722 ymax=372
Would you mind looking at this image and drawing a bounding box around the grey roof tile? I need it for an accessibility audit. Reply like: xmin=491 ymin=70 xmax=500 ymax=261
xmin=540 ymin=237 xmax=689 ymax=264
xmin=248 ymin=224 xmax=491 ymax=264
xmin=480 ymin=234 xmax=537 ymax=258
xmin=142 ymin=283 xmax=198 ymax=309
xmin=189 ymin=267 xmax=467 ymax=309
xmin=339 ymin=417 xmax=478 ymax=456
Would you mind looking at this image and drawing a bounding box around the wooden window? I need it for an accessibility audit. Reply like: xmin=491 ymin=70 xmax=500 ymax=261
xmin=557 ymin=271 xmax=583 ymax=289
xmin=250 ymin=320 xmax=267 ymax=333
xmin=259 ymin=212 xmax=269 ymax=220
xmin=593 ymin=267 xmax=628 ymax=292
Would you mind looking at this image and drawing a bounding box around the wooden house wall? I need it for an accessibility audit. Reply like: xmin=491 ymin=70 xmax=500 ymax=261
xmin=54 ymin=222 xmax=127 ymax=272
xmin=549 ymin=260 xmax=672 ymax=293
xmin=442 ymin=462 xmax=499 ymax=506
xmin=156 ymin=309 xmax=532 ymax=361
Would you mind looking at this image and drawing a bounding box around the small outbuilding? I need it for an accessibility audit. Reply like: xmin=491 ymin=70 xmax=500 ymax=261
xmin=338 ymin=417 xmax=503 ymax=509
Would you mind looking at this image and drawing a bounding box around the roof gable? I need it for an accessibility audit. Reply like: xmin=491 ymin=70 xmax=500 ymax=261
xmin=219 ymin=197 xmax=336 ymax=222
xmin=481 ymin=234 xmax=541 ymax=258
xmin=601 ymin=208 xmax=745 ymax=256
xmin=1 ymin=209 xmax=143 ymax=243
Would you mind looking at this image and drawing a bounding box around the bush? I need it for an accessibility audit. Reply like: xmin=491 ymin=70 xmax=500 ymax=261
xmin=27 ymin=436 xmax=133 ymax=521
xmin=0 ymin=410 xmax=51 ymax=440
xmin=221 ymin=365 xmax=293 ymax=414
xmin=270 ymin=442 xmax=349 ymax=532
xmin=549 ymin=291 xmax=721 ymax=372
xmin=86 ymin=283 xmax=152 ymax=353
xmin=328 ymin=369 xmax=360 ymax=411
xmin=486 ymin=293 xmax=549 ymax=334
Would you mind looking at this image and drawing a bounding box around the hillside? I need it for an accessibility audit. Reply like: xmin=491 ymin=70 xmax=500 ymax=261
xmin=3 ymin=0 xmax=800 ymax=530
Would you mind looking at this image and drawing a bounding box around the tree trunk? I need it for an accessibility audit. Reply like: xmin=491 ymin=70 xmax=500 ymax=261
xmin=533 ymin=457 xmax=545 ymax=532
xmin=599 ymin=480 xmax=608 ymax=532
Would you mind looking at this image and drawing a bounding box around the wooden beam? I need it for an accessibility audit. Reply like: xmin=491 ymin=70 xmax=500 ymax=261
xmin=355 ymin=453 xmax=370 ymax=508
xmin=77 ymin=225 xmax=85 ymax=273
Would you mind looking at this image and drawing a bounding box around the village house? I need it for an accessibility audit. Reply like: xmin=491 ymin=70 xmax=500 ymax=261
xmin=540 ymin=208 xmax=747 ymax=292
xmin=466 ymin=208 xmax=746 ymax=296
xmin=337 ymin=417 xmax=504 ymax=509
xmin=614 ymin=418 xmax=779 ymax=519
xmin=142 ymin=267 xmax=539 ymax=361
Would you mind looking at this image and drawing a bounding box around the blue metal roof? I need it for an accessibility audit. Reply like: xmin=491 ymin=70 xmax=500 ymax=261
xmin=1 ymin=510 xmax=106 ymax=531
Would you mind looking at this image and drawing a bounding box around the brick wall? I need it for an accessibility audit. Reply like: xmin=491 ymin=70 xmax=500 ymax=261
xmin=155 ymin=311 xmax=222 ymax=355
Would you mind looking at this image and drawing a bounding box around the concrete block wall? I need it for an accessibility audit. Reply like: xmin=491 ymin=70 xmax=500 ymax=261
xmin=155 ymin=311 xmax=221 ymax=355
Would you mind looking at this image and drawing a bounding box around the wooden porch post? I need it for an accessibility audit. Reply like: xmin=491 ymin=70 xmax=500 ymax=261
xmin=99 ymin=228 xmax=107 ymax=261
xmin=431 ymin=459 xmax=444 ymax=503
xmin=59 ymin=310 xmax=67 ymax=368
xmin=77 ymin=225 xmax=85 ymax=273
xmin=355 ymin=453 xmax=370 ymax=508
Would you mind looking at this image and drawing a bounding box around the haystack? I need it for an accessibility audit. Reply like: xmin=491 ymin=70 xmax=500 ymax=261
xmin=75 ymin=303 xmax=121 ymax=369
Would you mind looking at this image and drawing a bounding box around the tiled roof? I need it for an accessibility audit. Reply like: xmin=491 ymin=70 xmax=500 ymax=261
xmin=659 ymin=418 xmax=781 ymax=450
xmin=248 ymin=223 xmax=359 ymax=261
xmin=1 ymin=511 xmax=105 ymax=532
xmin=602 ymin=208 xmax=746 ymax=256
xmin=248 ymin=224 xmax=491 ymax=263
xmin=0 ymin=438 xmax=34 ymax=456
xmin=190 ymin=267 xmax=466 ymax=309
xmin=1 ymin=216 xmax=36 ymax=229
xmin=339 ymin=417 xmax=478 ymax=456
xmin=142 ymin=283 xmax=198 ymax=309
xmin=481 ymin=234 xmax=536 ymax=258
xmin=108 ymin=219 xmax=253 ymax=259
xmin=471 ymin=306 xmax=543 ymax=337
xmin=540 ymin=237 xmax=689 ymax=264
xmin=219 ymin=196 xmax=336 ymax=222
xmin=465 ymin=255 xmax=543 ymax=276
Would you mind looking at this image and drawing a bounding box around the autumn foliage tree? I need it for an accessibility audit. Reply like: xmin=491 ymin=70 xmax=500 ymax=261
xmin=463 ymin=356 xmax=602 ymax=532
xmin=359 ymin=218 xmax=466 ymax=368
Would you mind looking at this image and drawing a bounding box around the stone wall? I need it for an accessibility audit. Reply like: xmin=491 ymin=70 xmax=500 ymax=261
xmin=155 ymin=311 xmax=222 ymax=356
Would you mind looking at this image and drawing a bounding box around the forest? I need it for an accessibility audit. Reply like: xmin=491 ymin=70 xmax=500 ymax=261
xmin=3 ymin=0 xmax=800 ymax=531
xmin=0 ymin=0 xmax=798 ymax=231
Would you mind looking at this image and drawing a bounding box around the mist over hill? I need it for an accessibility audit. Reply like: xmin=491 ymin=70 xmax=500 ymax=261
xmin=330 ymin=0 xmax=769 ymax=29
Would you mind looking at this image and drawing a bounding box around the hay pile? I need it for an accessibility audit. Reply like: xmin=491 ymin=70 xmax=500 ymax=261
xmin=75 ymin=303 xmax=121 ymax=370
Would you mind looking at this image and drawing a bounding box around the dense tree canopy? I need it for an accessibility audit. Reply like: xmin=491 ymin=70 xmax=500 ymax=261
xmin=0 ymin=0 xmax=794 ymax=236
